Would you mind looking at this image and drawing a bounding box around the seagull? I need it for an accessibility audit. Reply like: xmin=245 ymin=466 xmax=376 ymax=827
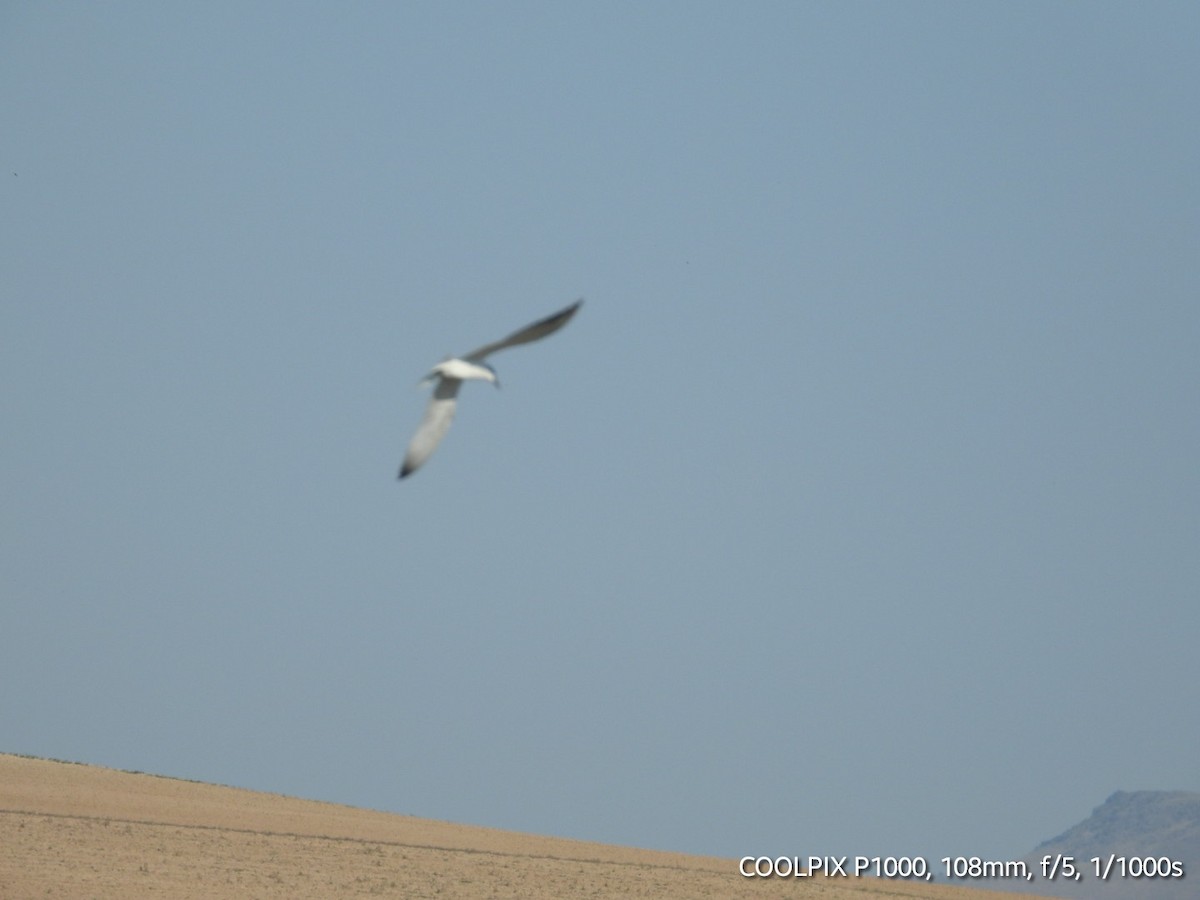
xmin=399 ymin=299 xmax=583 ymax=479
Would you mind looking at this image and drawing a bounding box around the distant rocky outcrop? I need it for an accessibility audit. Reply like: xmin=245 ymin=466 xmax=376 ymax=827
xmin=1008 ymin=790 xmax=1198 ymax=900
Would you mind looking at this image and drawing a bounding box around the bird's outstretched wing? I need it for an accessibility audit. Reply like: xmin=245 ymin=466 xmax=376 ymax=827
xmin=399 ymin=377 xmax=462 ymax=478
xmin=463 ymin=299 xmax=583 ymax=363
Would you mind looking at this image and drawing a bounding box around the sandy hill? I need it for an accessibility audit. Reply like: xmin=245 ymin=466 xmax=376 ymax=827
xmin=1 ymin=753 xmax=1041 ymax=899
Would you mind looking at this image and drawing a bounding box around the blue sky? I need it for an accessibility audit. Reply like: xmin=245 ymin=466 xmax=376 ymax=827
xmin=2 ymin=1 xmax=1197 ymax=868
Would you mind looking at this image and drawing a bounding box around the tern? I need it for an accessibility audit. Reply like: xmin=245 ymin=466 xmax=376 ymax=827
xmin=398 ymin=299 xmax=583 ymax=479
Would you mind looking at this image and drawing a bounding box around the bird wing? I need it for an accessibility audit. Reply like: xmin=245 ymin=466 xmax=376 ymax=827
xmin=399 ymin=377 xmax=462 ymax=478
xmin=463 ymin=299 xmax=583 ymax=363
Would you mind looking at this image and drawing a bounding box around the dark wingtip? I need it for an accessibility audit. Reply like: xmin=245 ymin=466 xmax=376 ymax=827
xmin=398 ymin=465 xmax=413 ymax=479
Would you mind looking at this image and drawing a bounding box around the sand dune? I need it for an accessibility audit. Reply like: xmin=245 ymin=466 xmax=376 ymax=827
xmin=1 ymin=753 xmax=1041 ymax=899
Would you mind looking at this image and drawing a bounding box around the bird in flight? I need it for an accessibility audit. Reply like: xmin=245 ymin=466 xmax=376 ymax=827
xmin=399 ymin=299 xmax=583 ymax=479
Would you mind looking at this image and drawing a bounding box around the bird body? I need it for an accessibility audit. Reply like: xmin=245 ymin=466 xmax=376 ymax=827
xmin=399 ymin=299 xmax=582 ymax=479
xmin=423 ymin=358 xmax=498 ymax=385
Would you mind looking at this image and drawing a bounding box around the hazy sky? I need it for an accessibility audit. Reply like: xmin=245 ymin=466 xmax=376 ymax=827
xmin=3 ymin=1 xmax=1197 ymax=871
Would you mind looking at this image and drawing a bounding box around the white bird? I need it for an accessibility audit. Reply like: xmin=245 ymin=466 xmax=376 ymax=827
xmin=399 ymin=299 xmax=583 ymax=479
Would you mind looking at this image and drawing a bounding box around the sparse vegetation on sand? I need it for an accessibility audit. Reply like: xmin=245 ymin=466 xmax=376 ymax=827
xmin=0 ymin=753 xmax=1043 ymax=900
